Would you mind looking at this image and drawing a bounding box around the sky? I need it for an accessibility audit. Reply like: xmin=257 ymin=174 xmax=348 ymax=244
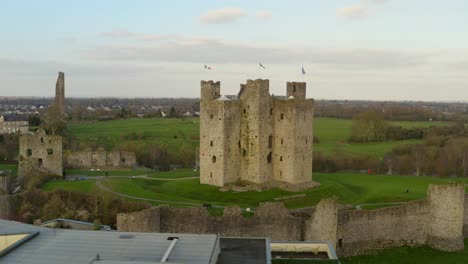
xmin=0 ymin=0 xmax=468 ymax=101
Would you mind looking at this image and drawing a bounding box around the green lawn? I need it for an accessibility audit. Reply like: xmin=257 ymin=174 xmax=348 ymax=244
xmin=42 ymin=179 xmax=96 ymax=193
xmin=67 ymin=117 xmax=452 ymax=158
xmin=68 ymin=117 xmax=200 ymax=155
xmin=340 ymin=239 xmax=468 ymax=264
xmin=313 ymin=118 xmax=451 ymax=157
xmin=42 ymin=171 xmax=467 ymax=209
xmin=0 ymin=164 xmax=17 ymax=176
xmin=147 ymin=168 xmax=200 ymax=179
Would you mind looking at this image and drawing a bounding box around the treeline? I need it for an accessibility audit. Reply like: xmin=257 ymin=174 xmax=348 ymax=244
xmin=314 ymin=136 xmax=468 ymax=178
xmin=314 ymin=100 xmax=466 ymax=122
xmin=349 ymin=111 xmax=465 ymax=142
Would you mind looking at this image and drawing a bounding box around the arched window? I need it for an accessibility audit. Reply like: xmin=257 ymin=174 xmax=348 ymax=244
xmin=212 ymin=156 xmax=217 ymax=163
xmin=267 ymin=152 xmax=272 ymax=163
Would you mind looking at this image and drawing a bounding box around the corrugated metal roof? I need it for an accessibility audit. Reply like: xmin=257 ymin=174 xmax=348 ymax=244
xmin=0 ymin=219 xmax=218 ymax=264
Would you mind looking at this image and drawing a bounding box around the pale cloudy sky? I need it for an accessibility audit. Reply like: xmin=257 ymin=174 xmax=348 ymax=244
xmin=0 ymin=0 xmax=467 ymax=101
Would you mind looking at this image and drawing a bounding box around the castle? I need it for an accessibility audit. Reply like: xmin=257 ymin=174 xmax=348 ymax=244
xmin=18 ymin=128 xmax=63 ymax=177
xmin=200 ymin=79 xmax=318 ymax=190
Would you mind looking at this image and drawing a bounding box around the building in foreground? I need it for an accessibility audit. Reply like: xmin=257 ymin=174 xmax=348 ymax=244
xmin=200 ymin=79 xmax=318 ymax=191
xmin=0 ymin=115 xmax=28 ymax=134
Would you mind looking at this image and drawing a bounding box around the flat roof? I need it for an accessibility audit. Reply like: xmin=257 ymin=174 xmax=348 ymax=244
xmin=0 ymin=219 xmax=218 ymax=264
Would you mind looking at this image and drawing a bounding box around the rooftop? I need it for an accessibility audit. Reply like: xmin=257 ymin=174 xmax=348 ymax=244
xmin=0 ymin=219 xmax=218 ymax=264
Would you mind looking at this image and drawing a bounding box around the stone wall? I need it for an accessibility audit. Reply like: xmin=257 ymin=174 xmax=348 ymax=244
xmin=336 ymin=200 xmax=429 ymax=256
xmin=0 ymin=175 xmax=11 ymax=195
xmin=117 ymin=184 xmax=467 ymax=257
xmin=427 ymin=184 xmax=465 ymax=251
xmin=0 ymin=195 xmax=20 ymax=219
xmin=118 ymin=202 xmax=307 ymax=241
xmin=65 ymin=150 xmax=137 ymax=169
xmin=18 ymin=128 xmax=63 ymax=177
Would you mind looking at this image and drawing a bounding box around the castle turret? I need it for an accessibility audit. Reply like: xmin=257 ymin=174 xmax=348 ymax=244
xmin=427 ymin=183 xmax=465 ymax=251
xmin=287 ymin=82 xmax=306 ymax=100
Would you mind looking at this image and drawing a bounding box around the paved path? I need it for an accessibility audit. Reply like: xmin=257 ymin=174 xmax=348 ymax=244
xmin=67 ymin=175 xmax=199 ymax=181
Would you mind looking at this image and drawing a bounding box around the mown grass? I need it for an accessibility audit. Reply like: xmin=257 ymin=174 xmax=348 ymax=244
xmin=0 ymin=164 xmax=17 ymax=176
xmin=68 ymin=117 xmax=200 ymax=155
xmin=147 ymin=168 xmax=200 ymax=179
xmin=340 ymin=239 xmax=468 ymax=264
xmin=42 ymin=171 xmax=468 ymax=209
xmin=313 ymin=118 xmax=451 ymax=157
xmin=42 ymin=179 xmax=96 ymax=193
xmin=68 ymin=117 xmax=452 ymax=158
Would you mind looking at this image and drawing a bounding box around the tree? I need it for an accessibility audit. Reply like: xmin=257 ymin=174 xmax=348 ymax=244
xmin=42 ymin=103 xmax=66 ymax=135
xmin=28 ymin=115 xmax=41 ymax=126
xmin=410 ymin=144 xmax=426 ymax=176
xmin=350 ymin=111 xmax=388 ymax=142
xmin=169 ymin=107 xmax=177 ymax=118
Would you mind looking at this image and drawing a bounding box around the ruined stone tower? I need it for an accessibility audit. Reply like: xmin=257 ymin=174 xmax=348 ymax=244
xmin=55 ymin=72 xmax=65 ymax=114
xmin=200 ymin=79 xmax=318 ymax=191
xmin=18 ymin=128 xmax=63 ymax=177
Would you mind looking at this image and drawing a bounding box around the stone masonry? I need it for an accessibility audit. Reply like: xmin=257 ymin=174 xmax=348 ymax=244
xmin=65 ymin=150 xmax=137 ymax=169
xmin=200 ymin=79 xmax=318 ymax=191
xmin=55 ymin=72 xmax=65 ymax=115
xmin=18 ymin=128 xmax=63 ymax=177
xmin=118 ymin=183 xmax=467 ymax=257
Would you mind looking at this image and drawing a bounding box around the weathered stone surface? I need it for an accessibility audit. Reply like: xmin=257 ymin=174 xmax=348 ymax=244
xmin=200 ymin=79 xmax=317 ymax=191
xmin=117 ymin=184 xmax=468 ymax=257
xmin=427 ymin=183 xmax=465 ymax=251
xmin=305 ymin=198 xmax=338 ymax=247
xmin=55 ymin=72 xmax=65 ymax=115
xmin=18 ymin=128 xmax=63 ymax=177
xmin=65 ymin=150 xmax=136 ymax=169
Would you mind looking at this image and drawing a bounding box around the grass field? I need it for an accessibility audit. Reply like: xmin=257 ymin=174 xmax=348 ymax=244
xmin=0 ymin=164 xmax=17 ymax=176
xmin=42 ymin=171 xmax=467 ymax=209
xmin=67 ymin=117 xmax=451 ymax=158
xmin=339 ymin=239 xmax=468 ymax=264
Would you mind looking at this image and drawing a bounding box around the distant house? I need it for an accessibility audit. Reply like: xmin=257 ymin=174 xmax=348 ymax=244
xmin=0 ymin=115 xmax=29 ymax=134
xmin=86 ymin=106 xmax=95 ymax=112
xmin=182 ymin=111 xmax=193 ymax=117
xmin=161 ymin=111 xmax=167 ymax=117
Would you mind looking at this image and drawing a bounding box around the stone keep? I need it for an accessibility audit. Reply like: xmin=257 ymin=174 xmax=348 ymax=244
xmin=18 ymin=128 xmax=63 ymax=177
xmin=200 ymin=79 xmax=315 ymax=189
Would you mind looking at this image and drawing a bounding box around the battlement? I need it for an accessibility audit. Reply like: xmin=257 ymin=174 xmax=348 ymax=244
xmin=201 ymin=80 xmax=221 ymax=102
xmin=200 ymin=79 xmax=316 ymax=190
xmin=287 ymin=82 xmax=306 ymax=100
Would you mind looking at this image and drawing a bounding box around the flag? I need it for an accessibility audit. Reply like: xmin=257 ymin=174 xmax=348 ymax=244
xmin=301 ymin=67 xmax=306 ymax=75
xmin=204 ymin=64 xmax=212 ymax=70
xmin=259 ymin=63 xmax=266 ymax=69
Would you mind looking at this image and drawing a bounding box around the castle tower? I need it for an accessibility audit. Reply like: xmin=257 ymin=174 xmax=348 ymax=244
xmin=238 ymin=80 xmax=274 ymax=184
xmin=55 ymin=72 xmax=65 ymax=114
xmin=199 ymin=79 xmax=317 ymax=191
xmin=427 ymin=184 xmax=465 ymax=251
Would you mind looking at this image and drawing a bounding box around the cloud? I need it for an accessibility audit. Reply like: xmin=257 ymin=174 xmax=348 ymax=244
xmin=199 ymin=7 xmax=247 ymax=24
xmin=100 ymin=29 xmax=137 ymax=38
xmin=82 ymin=35 xmax=430 ymax=69
xmin=256 ymin=10 xmax=272 ymax=21
xmin=337 ymin=5 xmax=368 ymax=19
xmin=364 ymin=0 xmax=389 ymax=4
